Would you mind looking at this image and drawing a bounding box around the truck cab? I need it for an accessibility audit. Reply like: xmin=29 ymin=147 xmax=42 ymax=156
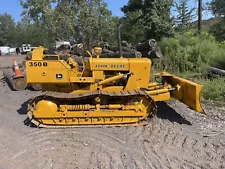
xmin=21 ymin=44 xmax=31 ymax=54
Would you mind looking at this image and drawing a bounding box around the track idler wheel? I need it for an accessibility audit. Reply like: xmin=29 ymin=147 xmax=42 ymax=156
xmin=34 ymin=100 xmax=58 ymax=118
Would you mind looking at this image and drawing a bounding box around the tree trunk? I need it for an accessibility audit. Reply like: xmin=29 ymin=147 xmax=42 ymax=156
xmin=198 ymin=0 xmax=202 ymax=34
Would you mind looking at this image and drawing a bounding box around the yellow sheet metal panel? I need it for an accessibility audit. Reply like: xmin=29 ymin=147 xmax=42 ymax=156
xmin=90 ymin=58 xmax=130 ymax=71
xmin=93 ymin=71 xmax=105 ymax=80
xmin=128 ymin=58 xmax=151 ymax=88
xmin=70 ymin=77 xmax=95 ymax=83
xmin=31 ymin=46 xmax=46 ymax=60
xmin=26 ymin=60 xmax=71 ymax=83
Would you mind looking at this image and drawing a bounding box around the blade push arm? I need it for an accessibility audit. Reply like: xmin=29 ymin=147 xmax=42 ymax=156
xmin=147 ymin=72 xmax=204 ymax=113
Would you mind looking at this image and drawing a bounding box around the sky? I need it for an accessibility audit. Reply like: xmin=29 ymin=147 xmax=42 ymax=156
xmin=0 ymin=0 xmax=212 ymax=22
xmin=0 ymin=0 xmax=128 ymax=22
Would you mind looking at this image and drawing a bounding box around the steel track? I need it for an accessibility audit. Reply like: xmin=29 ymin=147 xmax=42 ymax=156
xmin=27 ymin=90 xmax=157 ymax=128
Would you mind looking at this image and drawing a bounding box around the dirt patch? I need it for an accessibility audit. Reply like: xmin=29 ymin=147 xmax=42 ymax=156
xmin=0 ymin=55 xmax=224 ymax=169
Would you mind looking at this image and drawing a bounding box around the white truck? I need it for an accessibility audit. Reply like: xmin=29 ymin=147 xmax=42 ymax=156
xmin=0 ymin=46 xmax=10 ymax=55
xmin=21 ymin=44 xmax=32 ymax=54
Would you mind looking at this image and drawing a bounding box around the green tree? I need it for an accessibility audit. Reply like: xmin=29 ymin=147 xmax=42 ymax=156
xmin=121 ymin=0 xmax=174 ymax=41
xmin=209 ymin=0 xmax=225 ymax=41
xmin=20 ymin=0 xmax=117 ymax=49
xmin=120 ymin=11 xmax=145 ymax=44
xmin=209 ymin=21 xmax=225 ymax=41
xmin=174 ymin=0 xmax=195 ymax=31
xmin=210 ymin=0 xmax=225 ymax=17
xmin=73 ymin=0 xmax=116 ymax=49
xmin=20 ymin=0 xmax=57 ymax=45
xmin=20 ymin=0 xmax=56 ymax=25
xmin=15 ymin=21 xmax=54 ymax=47
xmin=0 ymin=13 xmax=16 ymax=46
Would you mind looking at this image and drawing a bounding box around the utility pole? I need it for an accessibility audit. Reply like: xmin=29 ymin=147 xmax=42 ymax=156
xmin=198 ymin=0 xmax=202 ymax=34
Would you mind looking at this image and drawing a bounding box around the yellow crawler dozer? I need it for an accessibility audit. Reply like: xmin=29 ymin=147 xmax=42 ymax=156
xmin=25 ymin=46 xmax=204 ymax=128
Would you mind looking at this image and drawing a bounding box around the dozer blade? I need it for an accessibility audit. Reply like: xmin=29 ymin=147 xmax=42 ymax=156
xmin=155 ymin=72 xmax=204 ymax=113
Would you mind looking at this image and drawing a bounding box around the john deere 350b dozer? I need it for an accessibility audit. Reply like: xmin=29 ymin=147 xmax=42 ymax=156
xmin=24 ymin=42 xmax=204 ymax=128
xmin=25 ymin=25 xmax=204 ymax=128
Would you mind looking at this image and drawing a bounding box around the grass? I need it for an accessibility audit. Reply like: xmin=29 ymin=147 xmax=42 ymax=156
xmin=154 ymin=31 xmax=225 ymax=103
xmin=175 ymin=73 xmax=225 ymax=103
xmin=196 ymin=78 xmax=225 ymax=102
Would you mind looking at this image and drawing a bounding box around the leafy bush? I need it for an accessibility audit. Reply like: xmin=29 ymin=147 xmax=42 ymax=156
xmin=209 ymin=19 xmax=225 ymax=42
xmin=155 ymin=31 xmax=225 ymax=102
xmin=157 ymin=31 xmax=225 ymax=73
xmin=197 ymin=78 xmax=225 ymax=102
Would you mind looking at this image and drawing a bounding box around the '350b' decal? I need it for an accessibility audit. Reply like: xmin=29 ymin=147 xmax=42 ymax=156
xmin=29 ymin=62 xmax=48 ymax=67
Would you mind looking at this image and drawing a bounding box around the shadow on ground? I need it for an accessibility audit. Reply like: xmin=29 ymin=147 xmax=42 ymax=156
xmin=17 ymin=99 xmax=32 ymax=115
xmin=156 ymin=102 xmax=192 ymax=125
xmin=23 ymin=117 xmax=37 ymax=127
xmin=17 ymin=99 xmax=37 ymax=127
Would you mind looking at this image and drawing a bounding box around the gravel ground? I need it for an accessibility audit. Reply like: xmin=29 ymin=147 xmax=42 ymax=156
xmin=0 ymin=55 xmax=224 ymax=169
